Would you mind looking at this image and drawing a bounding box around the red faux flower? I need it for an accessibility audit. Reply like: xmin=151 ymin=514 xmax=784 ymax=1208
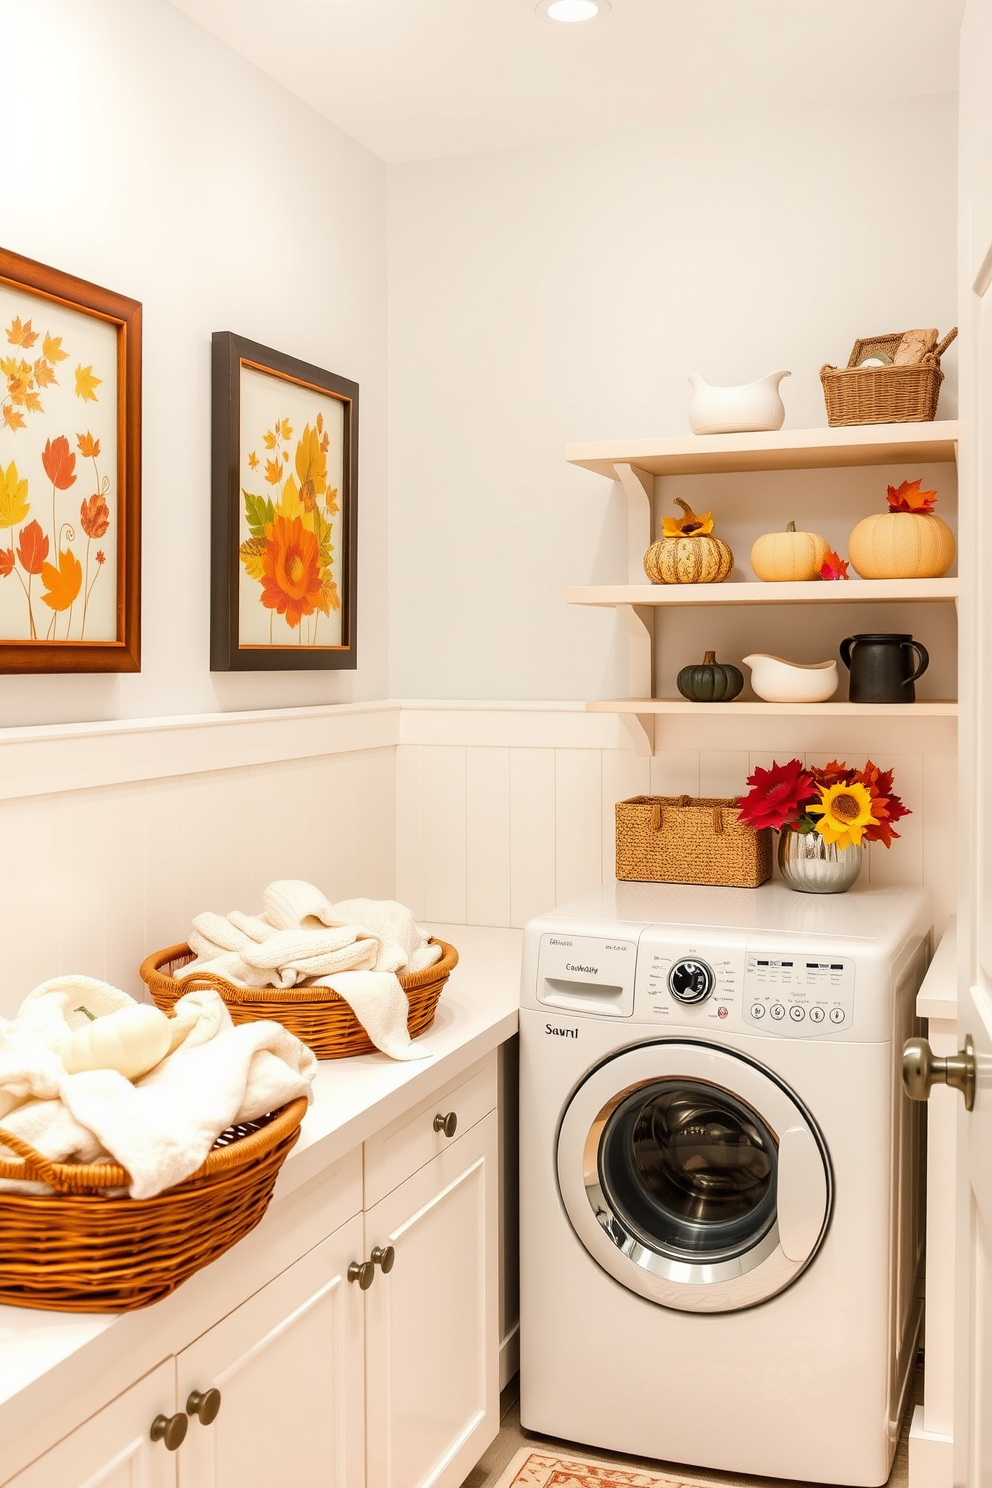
xmin=818 ymin=549 xmax=849 ymax=580
xmin=737 ymin=758 xmax=816 ymax=832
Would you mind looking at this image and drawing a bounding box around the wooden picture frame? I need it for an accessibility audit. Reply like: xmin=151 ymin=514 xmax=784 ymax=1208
xmin=211 ymin=332 xmax=358 ymax=671
xmin=0 ymin=247 xmax=141 ymax=672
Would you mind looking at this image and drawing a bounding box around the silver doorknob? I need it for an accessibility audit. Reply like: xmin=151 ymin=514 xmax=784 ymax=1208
xmin=371 ymin=1244 xmax=395 ymax=1273
xmin=902 ymin=1034 xmax=976 ymax=1111
xmin=433 ymin=1111 xmax=457 ymax=1137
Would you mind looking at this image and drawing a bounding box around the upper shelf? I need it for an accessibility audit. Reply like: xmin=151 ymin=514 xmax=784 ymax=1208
xmin=568 ymin=578 xmax=959 ymax=607
xmin=566 ymin=421 xmax=961 ymax=479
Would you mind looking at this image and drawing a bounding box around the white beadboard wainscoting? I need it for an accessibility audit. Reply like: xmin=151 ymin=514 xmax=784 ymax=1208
xmin=0 ymin=705 xmax=399 ymax=1019
xmin=0 ymin=701 xmax=956 ymax=1018
xmin=393 ymin=702 xmax=958 ymax=940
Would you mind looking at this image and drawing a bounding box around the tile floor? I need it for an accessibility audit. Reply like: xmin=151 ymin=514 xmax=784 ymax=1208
xmin=461 ymin=1368 xmax=922 ymax=1488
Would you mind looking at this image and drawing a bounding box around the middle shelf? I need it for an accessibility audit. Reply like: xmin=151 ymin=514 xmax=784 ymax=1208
xmin=567 ymin=578 xmax=960 ymax=608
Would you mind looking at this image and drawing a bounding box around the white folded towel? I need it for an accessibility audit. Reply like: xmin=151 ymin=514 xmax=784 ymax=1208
xmin=178 ymin=884 xmax=444 ymax=1060
xmin=0 ymin=977 xmax=316 ymax=1199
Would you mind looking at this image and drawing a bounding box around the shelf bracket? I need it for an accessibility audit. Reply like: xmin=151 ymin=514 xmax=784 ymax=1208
xmin=613 ymin=463 xmax=653 ymax=584
xmin=617 ymin=603 xmax=654 ymax=755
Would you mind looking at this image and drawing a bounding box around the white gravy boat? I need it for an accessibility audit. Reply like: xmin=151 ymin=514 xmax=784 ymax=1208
xmin=688 ymin=370 xmax=790 ymax=435
xmin=743 ymin=653 xmax=838 ymax=704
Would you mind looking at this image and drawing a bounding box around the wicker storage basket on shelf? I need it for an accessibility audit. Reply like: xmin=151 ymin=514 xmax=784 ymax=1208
xmin=616 ymin=795 xmax=772 ymax=888
xmin=139 ymin=939 xmax=458 ymax=1060
xmin=819 ymin=328 xmax=957 ymax=427
xmin=0 ymin=1096 xmax=307 ymax=1312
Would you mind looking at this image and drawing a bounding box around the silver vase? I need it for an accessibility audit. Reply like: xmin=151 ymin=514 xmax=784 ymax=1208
xmin=777 ymin=829 xmax=863 ymax=894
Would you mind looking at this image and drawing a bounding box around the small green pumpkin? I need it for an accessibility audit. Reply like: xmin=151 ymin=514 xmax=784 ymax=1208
xmin=677 ymin=650 xmax=744 ymax=703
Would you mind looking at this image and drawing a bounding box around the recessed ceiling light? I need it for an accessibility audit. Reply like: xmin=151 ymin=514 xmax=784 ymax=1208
xmin=536 ymin=0 xmax=610 ymax=23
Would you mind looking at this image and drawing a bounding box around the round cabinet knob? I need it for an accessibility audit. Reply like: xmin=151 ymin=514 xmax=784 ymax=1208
xmin=903 ymin=1034 xmax=976 ymax=1111
xmin=348 ymin=1259 xmax=375 ymax=1290
xmin=667 ymin=958 xmax=715 ymax=1005
xmin=371 ymin=1244 xmax=395 ymax=1273
xmin=186 ymin=1387 xmax=222 ymax=1426
xmin=150 ymin=1412 xmax=189 ymax=1451
xmin=433 ymin=1111 xmax=457 ymax=1138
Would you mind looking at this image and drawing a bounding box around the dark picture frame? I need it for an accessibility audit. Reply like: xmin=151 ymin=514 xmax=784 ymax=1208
xmin=0 ymin=246 xmax=141 ymax=672
xmin=211 ymin=332 xmax=358 ymax=671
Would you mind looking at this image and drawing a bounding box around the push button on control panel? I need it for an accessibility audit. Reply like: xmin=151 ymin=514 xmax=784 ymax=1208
xmin=744 ymin=953 xmax=855 ymax=1036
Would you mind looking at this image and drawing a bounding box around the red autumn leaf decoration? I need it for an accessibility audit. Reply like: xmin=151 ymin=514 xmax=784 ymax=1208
xmin=0 ymin=548 xmax=14 ymax=577
xmin=886 ymin=478 xmax=937 ymax=514
xmin=17 ymin=519 xmax=49 ymax=576
xmin=818 ymin=549 xmax=849 ymax=580
xmin=80 ymin=493 xmax=110 ymax=539
xmin=41 ymin=434 xmax=77 ymax=490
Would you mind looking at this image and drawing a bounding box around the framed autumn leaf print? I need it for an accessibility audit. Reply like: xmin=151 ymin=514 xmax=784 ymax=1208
xmin=0 ymin=247 xmax=141 ymax=671
xmin=211 ymin=332 xmax=358 ymax=671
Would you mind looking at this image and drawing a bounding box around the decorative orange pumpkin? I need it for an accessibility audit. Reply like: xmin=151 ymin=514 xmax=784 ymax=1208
xmin=847 ymin=479 xmax=955 ymax=579
xmin=750 ymin=521 xmax=830 ymax=582
xmin=643 ymin=499 xmax=734 ymax=585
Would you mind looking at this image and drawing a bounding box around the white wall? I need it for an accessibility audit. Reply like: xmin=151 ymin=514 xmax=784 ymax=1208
xmin=0 ymin=0 xmax=389 ymax=727
xmin=387 ymin=97 xmax=959 ymax=702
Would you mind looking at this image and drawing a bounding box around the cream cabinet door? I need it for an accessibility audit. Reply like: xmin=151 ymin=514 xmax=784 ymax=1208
xmin=175 ymin=1214 xmax=365 ymax=1488
xmin=5 ymin=1360 xmax=177 ymax=1488
xmin=364 ymin=1110 xmax=499 ymax=1488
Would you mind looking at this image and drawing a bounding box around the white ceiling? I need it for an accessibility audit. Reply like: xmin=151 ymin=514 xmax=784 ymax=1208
xmin=169 ymin=0 xmax=963 ymax=165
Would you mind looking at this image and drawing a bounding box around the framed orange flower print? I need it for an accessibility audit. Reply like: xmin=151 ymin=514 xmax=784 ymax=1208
xmin=0 ymin=246 xmax=141 ymax=672
xmin=211 ymin=333 xmax=358 ymax=671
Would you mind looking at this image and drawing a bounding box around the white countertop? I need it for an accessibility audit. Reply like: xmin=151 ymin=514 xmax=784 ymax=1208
xmin=0 ymin=924 xmax=522 ymax=1428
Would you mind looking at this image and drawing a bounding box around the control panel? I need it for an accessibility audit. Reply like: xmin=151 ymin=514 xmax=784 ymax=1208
xmin=744 ymin=952 xmax=855 ymax=1035
xmin=634 ymin=940 xmax=740 ymax=1024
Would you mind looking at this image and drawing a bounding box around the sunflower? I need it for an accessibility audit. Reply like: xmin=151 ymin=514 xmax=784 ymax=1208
xmin=807 ymin=781 xmax=875 ymax=849
xmin=260 ymin=514 xmax=322 ymax=627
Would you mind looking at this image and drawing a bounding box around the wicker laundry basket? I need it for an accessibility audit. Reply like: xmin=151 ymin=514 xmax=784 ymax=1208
xmin=820 ymin=328 xmax=957 ymax=426
xmin=139 ymin=939 xmax=458 ymax=1060
xmin=616 ymin=795 xmax=772 ymax=888
xmin=0 ymin=1096 xmax=307 ymax=1312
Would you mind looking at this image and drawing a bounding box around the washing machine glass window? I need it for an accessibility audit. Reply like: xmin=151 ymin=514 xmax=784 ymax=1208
xmin=557 ymin=1040 xmax=832 ymax=1313
xmin=597 ymin=1079 xmax=777 ymax=1263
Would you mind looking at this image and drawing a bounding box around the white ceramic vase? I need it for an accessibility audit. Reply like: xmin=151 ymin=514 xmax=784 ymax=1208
xmin=742 ymin=654 xmax=839 ymax=703
xmin=687 ymin=370 xmax=791 ymax=435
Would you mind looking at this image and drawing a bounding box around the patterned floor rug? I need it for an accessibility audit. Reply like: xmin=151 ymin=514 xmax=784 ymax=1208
xmin=492 ymin=1448 xmax=697 ymax=1488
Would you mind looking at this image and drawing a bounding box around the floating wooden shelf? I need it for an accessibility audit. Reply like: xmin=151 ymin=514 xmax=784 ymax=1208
xmin=568 ymin=578 xmax=959 ymax=608
xmin=587 ymin=698 xmax=959 ymax=718
xmin=566 ymin=421 xmax=960 ymax=480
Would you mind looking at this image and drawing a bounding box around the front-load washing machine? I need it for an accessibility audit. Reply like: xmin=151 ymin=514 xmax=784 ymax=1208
xmin=519 ymin=880 xmax=931 ymax=1487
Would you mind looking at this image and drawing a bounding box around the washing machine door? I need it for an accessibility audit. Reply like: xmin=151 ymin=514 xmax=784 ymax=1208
xmin=556 ymin=1040 xmax=831 ymax=1313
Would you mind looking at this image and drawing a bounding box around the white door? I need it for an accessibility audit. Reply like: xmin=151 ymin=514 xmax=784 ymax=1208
xmin=364 ymin=1111 xmax=499 ymax=1488
xmin=953 ymin=20 xmax=992 ymax=1480
xmin=4 ymin=1360 xmax=177 ymax=1488
xmin=175 ymin=1215 xmax=365 ymax=1488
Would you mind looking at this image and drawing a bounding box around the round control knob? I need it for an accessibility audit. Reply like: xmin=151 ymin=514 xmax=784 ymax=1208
xmin=667 ymin=958 xmax=715 ymax=1005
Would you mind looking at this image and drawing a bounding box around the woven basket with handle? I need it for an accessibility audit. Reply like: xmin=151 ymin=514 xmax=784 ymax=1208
xmin=139 ymin=939 xmax=458 ymax=1060
xmin=820 ymin=328 xmax=958 ymax=426
xmin=0 ymin=1096 xmax=307 ymax=1312
xmin=616 ymin=795 xmax=772 ymax=887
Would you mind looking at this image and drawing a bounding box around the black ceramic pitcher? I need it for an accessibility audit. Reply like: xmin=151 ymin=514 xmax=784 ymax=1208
xmin=839 ymin=633 xmax=929 ymax=704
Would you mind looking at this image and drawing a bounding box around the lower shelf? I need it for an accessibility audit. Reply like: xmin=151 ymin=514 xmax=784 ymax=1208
xmin=587 ymin=698 xmax=959 ymax=717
